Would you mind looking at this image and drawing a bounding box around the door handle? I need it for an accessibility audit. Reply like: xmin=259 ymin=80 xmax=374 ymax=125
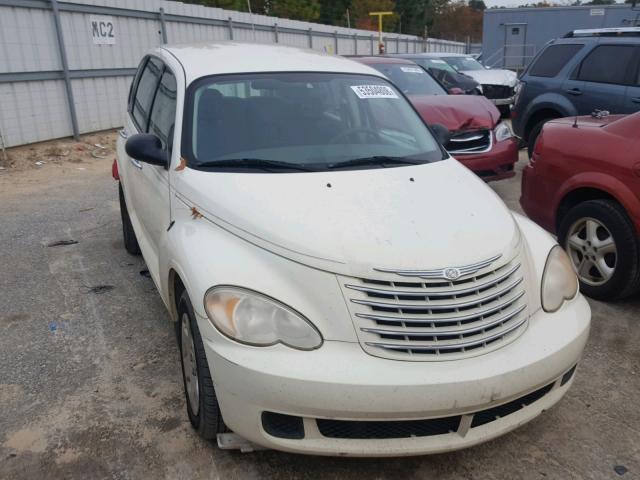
xmin=632 ymin=97 xmax=640 ymax=104
xmin=565 ymin=88 xmax=582 ymax=96
xmin=129 ymin=157 xmax=143 ymax=170
xmin=119 ymin=129 xmax=128 ymax=139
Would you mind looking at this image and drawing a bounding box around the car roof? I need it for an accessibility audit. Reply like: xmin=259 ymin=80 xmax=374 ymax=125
xmin=389 ymin=52 xmax=468 ymax=58
xmin=354 ymin=56 xmax=416 ymax=65
xmin=158 ymin=42 xmax=382 ymax=84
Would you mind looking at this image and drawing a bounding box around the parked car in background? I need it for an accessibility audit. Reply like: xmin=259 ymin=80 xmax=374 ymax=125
xmin=521 ymin=111 xmax=640 ymax=300
xmin=354 ymin=56 xmax=519 ymax=181
xmin=429 ymin=53 xmax=518 ymax=116
xmin=512 ymin=27 xmax=640 ymax=157
xmin=115 ymin=42 xmax=590 ymax=456
xmin=389 ymin=53 xmax=482 ymax=95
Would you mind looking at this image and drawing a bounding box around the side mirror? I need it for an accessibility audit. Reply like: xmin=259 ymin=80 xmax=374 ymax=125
xmin=431 ymin=123 xmax=451 ymax=146
xmin=125 ymin=134 xmax=167 ymax=168
xmin=449 ymin=87 xmax=464 ymax=95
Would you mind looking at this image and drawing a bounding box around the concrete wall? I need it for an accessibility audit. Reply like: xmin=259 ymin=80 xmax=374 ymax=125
xmin=0 ymin=0 xmax=465 ymax=147
xmin=482 ymin=5 xmax=640 ymax=68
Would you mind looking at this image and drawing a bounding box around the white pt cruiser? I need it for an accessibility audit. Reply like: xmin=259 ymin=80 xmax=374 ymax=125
xmin=115 ymin=43 xmax=590 ymax=456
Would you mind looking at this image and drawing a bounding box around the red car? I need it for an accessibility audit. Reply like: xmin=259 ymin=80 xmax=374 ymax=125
xmin=354 ymin=56 xmax=519 ymax=181
xmin=521 ymin=112 xmax=640 ymax=300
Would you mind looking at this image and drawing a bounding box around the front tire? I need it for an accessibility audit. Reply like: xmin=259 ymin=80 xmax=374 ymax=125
xmin=558 ymin=200 xmax=640 ymax=300
xmin=118 ymin=183 xmax=141 ymax=255
xmin=177 ymin=291 xmax=226 ymax=439
xmin=527 ymin=119 xmax=549 ymax=158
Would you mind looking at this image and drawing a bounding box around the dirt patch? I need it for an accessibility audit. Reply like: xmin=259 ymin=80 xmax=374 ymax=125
xmin=0 ymin=131 xmax=117 ymax=172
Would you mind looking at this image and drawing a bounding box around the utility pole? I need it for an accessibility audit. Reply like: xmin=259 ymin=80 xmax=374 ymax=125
xmin=369 ymin=11 xmax=393 ymax=54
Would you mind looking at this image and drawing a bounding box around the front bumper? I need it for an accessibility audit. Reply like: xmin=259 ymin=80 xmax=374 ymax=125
xmin=454 ymin=137 xmax=519 ymax=182
xmin=199 ymin=295 xmax=590 ymax=456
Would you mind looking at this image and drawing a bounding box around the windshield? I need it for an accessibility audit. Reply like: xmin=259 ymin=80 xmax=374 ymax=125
xmin=369 ymin=63 xmax=447 ymax=96
xmin=183 ymin=72 xmax=444 ymax=172
xmin=416 ymin=58 xmax=458 ymax=75
xmin=445 ymin=56 xmax=485 ymax=71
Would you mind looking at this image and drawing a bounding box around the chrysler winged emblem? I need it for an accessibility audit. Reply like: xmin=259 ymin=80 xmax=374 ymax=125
xmin=444 ymin=268 xmax=461 ymax=280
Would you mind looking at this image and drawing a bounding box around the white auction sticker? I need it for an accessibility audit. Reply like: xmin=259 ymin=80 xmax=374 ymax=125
xmin=430 ymin=59 xmax=446 ymax=64
xmin=350 ymin=85 xmax=398 ymax=99
xmin=400 ymin=66 xmax=424 ymax=74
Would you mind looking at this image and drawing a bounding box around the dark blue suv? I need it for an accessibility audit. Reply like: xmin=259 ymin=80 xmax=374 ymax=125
xmin=512 ymin=28 xmax=640 ymax=156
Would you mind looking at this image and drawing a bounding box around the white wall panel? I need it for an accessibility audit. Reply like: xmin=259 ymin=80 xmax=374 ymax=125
xmin=0 ymin=80 xmax=72 ymax=146
xmin=72 ymin=76 xmax=130 ymax=133
xmin=0 ymin=0 xmax=463 ymax=147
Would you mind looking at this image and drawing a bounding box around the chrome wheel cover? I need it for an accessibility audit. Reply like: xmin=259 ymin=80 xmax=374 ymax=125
xmin=181 ymin=313 xmax=200 ymax=415
xmin=566 ymin=217 xmax=617 ymax=287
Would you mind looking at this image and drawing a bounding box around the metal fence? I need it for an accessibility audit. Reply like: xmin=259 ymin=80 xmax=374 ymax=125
xmin=0 ymin=0 xmax=466 ymax=148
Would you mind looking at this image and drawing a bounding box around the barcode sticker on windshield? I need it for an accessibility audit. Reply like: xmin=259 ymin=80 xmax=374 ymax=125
xmin=351 ymin=85 xmax=399 ymax=99
xmin=400 ymin=66 xmax=424 ymax=74
xmin=430 ymin=59 xmax=447 ymax=64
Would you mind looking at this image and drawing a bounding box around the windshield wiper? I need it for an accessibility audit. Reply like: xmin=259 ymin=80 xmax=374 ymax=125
xmin=197 ymin=158 xmax=318 ymax=172
xmin=327 ymin=156 xmax=424 ymax=170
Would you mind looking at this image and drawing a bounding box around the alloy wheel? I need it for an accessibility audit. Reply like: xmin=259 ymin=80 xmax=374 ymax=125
xmin=181 ymin=313 xmax=200 ymax=415
xmin=565 ymin=217 xmax=617 ymax=286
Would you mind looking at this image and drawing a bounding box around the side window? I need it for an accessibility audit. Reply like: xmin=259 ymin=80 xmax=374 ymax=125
xmin=577 ymin=45 xmax=635 ymax=85
xmin=528 ymin=44 xmax=583 ymax=78
xmin=149 ymin=70 xmax=177 ymax=151
xmin=127 ymin=58 xmax=146 ymax=113
xmin=132 ymin=57 xmax=163 ymax=131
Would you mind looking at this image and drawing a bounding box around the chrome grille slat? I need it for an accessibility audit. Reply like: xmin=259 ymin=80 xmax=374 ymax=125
xmin=351 ymin=277 xmax=523 ymax=310
xmin=346 ymin=263 xmax=520 ymax=298
xmin=354 ymin=290 xmax=525 ymax=324
xmin=445 ymin=129 xmax=492 ymax=155
xmin=374 ymin=254 xmax=502 ymax=279
xmin=360 ymin=304 xmax=526 ymax=337
xmin=365 ymin=314 xmax=528 ymax=352
xmin=342 ymin=251 xmax=529 ymax=360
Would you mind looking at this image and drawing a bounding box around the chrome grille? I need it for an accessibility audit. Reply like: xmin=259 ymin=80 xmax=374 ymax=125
xmin=482 ymin=84 xmax=514 ymax=100
xmin=341 ymin=254 xmax=528 ymax=361
xmin=446 ymin=129 xmax=492 ymax=155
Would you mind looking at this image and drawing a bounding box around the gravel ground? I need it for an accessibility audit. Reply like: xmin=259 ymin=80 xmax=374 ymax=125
xmin=0 ymin=138 xmax=638 ymax=480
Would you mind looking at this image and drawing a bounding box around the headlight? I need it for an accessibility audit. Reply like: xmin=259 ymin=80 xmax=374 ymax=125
xmin=494 ymin=121 xmax=513 ymax=142
xmin=203 ymin=286 xmax=323 ymax=350
xmin=541 ymin=246 xmax=578 ymax=313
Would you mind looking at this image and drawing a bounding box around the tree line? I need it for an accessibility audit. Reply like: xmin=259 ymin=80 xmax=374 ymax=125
xmin=182 ymin=0 xmax=487 ymax=43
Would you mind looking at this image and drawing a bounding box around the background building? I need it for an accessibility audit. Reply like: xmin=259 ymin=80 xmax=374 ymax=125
xmin=482 ymin=4 xmax=640 ymax=70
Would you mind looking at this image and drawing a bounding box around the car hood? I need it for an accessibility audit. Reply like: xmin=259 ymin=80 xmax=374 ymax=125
xmin=460 ymin=69 xmax=517 ymax=87
xmin=174 ymin=159 xmax=520 ymax=278
xmin=408 ymin=94 xmax=500 ymax=131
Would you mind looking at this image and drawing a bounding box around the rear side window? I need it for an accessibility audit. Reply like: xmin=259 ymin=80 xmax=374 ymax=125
xmin=149 ymin=70 xmax=177 ymax=151
xmin=132 ymin=57 xmax=163 ymax=131
xmin=528 ymin=44 xmax=583 ymax=77
xmin=577 ymin=45 xmax=635 ymax=85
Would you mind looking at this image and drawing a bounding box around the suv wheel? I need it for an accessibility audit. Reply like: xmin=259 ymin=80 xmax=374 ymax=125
xmin=118 ymin=183 xmax=141 ymax=255
xmin=527 ymin=118 xmax=551 ymax=158
xmin=177 ymin=290 xmax=227 ymax=439
xmin=558 ymin=200 xmax=640 ymax=300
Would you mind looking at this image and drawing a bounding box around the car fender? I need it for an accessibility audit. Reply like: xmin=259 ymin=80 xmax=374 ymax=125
xmin=554 ymin=172 xmax=640 ymax=233
xmin=158 ymin=201 xmax=358 ymax=343
xmin=522 ymin=93 xmax=576 ymax=130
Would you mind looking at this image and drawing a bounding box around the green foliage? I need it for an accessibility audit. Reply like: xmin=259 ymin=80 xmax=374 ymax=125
xmin=180 ymin=0 xmax=487 ymax=42
xmin=318 ymin=0 xmax=351 ymax=26
xmin=270 ymin=0 xmax=321 ymax=21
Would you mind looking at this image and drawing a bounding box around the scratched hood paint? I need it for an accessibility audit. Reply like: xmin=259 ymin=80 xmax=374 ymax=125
xmin=409 ymin=94 xmax=500 ymax=132
xmin=174 ymin=159 xmax=519 ymax=278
